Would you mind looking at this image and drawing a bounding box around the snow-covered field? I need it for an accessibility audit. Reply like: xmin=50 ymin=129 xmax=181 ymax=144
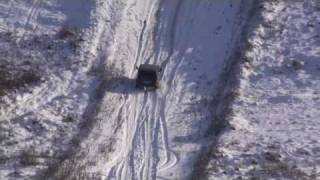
xmin=0 ymin=0 xmax=252 ymax=179
xmin=203 ymin=0 xmax=320 ymax=179
xmin=0 ymin=0 xmax=318 ymax=180
xmin=0 ymin=0 xmax=98 ymax=179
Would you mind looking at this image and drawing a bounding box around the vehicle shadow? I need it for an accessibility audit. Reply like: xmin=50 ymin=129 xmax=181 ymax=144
xmin=105 ymin=76 xmax=141 ymax=94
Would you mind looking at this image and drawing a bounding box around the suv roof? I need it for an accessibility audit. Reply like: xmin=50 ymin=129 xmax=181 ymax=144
xmin=138 ymin=64 xmax=161 ymax=72
xmin=136 ymin=64 xmax=161 ymax=90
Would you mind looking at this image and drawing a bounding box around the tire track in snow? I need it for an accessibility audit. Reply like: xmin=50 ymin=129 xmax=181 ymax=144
xmin=0 ymin=0 xmax=14 ymax=32
xmin=152 ymin=0 xmax=184 ymax=173
xmin=104 ymin=0 xmax=161 ymax=179
xmin=100 ymin=0 xmax=197 ymax=179
xmin=103 ymin=0 xmax=154 ymax=175
xmin=130 ymin=0 xmax=158 ymax=76
xmin=5 ymin=0 xmax=14 ymax=19
xmin=131 ymin=20 xmax=147 ymax=76
xmin=105 ymin=0 xmax=186 ymax=179
xmin=18 ymin=0 xmax=42 ymax=43
xmin=140 ymin=92 xmax=159 ymax=180
xmin=159 ymin=0 xmax=183 ymax=70
xmin=105 ymin=90 xmax=150 ymax=179
xmin=133 ymin=1 xmax=184 ymax=176
xmin=118 ymin=0 xmax=185 ymax=178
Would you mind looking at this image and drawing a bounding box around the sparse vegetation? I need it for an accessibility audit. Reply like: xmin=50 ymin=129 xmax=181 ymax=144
xmin=0 ymin=152 xmax=8 ymax=164
xmin=246 ymin=153 xmax=311 ymax=180
xmin=57 ymin=26 xmax=84 ymax=51
xmin=191 ymin=1 xmax=266 ymax=179
xmin=57 ymin=27 xmax=76 ymax=40
xmin=0 ymin=67 xmax=40 ymax=97
xmin=20 ymin=148 xmax=38 ymax=166
xmin=62 ymin=115 xmax=75 ymax=123
xmin=41 ymin=62 xmax=124 ymax=179
xmin=291 ymin=59 xmax=304 ymax=70
xmin=49 ymin=162 xmax=101 ymax=180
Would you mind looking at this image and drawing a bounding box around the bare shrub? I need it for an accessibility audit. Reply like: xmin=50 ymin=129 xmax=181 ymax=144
xmin=0 ymin=67 xmax=40 ymax=96
xmin=41 ymin=158 xmax=101 ymax=180
xmin=0 ymin=150 xmax=8 ymax=164
xmin=62 ymin=115 xmax=74 ymax=123
xmin=253 ymin=161 xmax=310 ymax=180
xmin=57 ymin=27 xmax=76 ymax=40
xmin=291 ymin=60 xmax=304 ymax=70
xmin=56 ymin=26 xmax=84 ymax=52
xmin=20 ymin=148 xmax=38 ymax=166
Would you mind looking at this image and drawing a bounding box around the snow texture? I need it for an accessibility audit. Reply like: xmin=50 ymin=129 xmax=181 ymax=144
xmin=1 ymin=0 xmax=318 ymax=180
xmin=0 ymin=0 xmax=98 ymax=179
xmin=206 ymin=1 xmax=320 ymax=179
xmin=54 ymin=1 xmax=251 ymax=180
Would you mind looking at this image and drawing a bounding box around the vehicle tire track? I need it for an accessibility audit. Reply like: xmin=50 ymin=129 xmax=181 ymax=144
xmin=105 ymin=0 xmax=161 ymax=179
xmin=131 ymin=0 xmax=184 ymax=174
xmin=151 ymin=0 xmax=184 ymax=174
xmin=18 ymin=0 xmax=42 ymax=43
xmin=130 ymin=0 xmax=158 ymax=76
xmin=140 ymin=92 xmax=158 ymax=180
xmin=105 ymin=0 xmax=188 ymax=179
xmin=0 ymin=0 xmax=15 ymax=32
xmin=105 ymin=92 xmax=149 ymax=179
xmin=131 ymin=20 xmax=147 ymax=75
xmin=159 ymin=0 xmax=183 ymax=70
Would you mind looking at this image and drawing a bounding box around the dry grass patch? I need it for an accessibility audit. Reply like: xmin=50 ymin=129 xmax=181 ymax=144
xmin=0 ymin=66 xmax=40 ymax=97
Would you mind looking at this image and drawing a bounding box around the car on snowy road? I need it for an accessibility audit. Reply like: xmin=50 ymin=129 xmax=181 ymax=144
xmin=135 ymin=64 xmax=162 ymax=91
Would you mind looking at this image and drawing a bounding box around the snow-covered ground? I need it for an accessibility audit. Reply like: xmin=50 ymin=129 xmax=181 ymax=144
xmin=2 ymin=0 xmax=318 ymax=180
xmin=51 ymin=1 xmax=252 ymax=180
xmin=204 ymin=0 xmax=320 ymax=179
xmin=0 ymin=0 xmax=252 ymax=179
xmin=0 ymin=0 xmax=99 ymax=179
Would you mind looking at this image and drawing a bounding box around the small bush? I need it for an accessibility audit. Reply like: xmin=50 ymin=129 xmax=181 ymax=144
xmin=56 ymin=26 xmax=84 ymax=52
xmin=291 ymin=60 xmax=304 ymax=70
xmin=20 ymin=149 xmax=38 ymax=166
xmin=0 ymin=151 xmax=8 ymax=164
xmin=62 ymin=115 xmax=74 ymax=123
xmin=44 ymin=159 xmax=101 ymax=180
xmin=0 ymin=68 xmax=40 ymax=96
xmin=57 ymin=27 xmax=75 ymax=40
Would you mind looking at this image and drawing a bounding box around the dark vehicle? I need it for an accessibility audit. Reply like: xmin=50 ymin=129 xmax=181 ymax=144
xmin=136 ymin=64 xmax=162 ymax=90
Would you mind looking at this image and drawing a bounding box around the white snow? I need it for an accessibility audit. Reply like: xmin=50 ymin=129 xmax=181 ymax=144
xmin=1 ymin=0 xmax=318 ymax=180
xmin=205 ymin=1 xmax=320 ymax=179
xmin=0 ymin=0 xmax=98 ymax=179
xmin=65 ymin=0 xmax=252 ymax=180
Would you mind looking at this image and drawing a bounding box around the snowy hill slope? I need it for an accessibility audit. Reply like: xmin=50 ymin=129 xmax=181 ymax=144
xmin=203 ymin=1 xmax=320 ymax=179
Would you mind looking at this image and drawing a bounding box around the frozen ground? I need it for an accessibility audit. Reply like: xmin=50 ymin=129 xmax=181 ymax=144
xmin=203 ymin=0 xmax=320 ymax=179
